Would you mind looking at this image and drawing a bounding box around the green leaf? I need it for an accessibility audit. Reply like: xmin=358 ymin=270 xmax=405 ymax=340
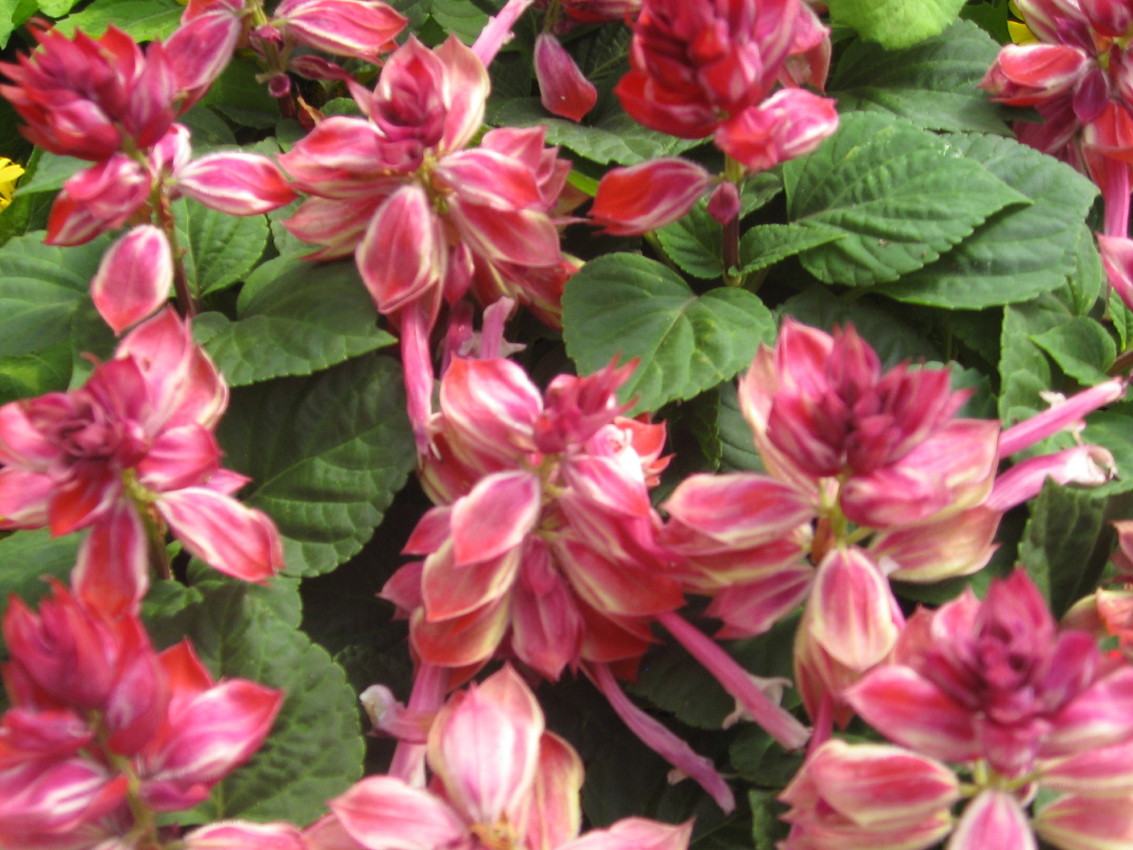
xmin=1062 ymin=225 xmax=1105 ymax=315
xmin=179 ymin=106 xmax=239 ymax=150
xmin=655 ymin=202 xmax=724 ymax=280
xmin=430 ymin=0 xmax=496 ymax=44
xmin=779 ymin=285 xmax=941 ymax=367
xmin=174 ymin=200 xmax=268 ymax=298
xmin=216 ymin=354 xmax=415 ymax=576
xmin=999 ymin=295 xmax=1070 ymax=424
xmin=489 ymin=99 xmax=702 ymax=165
xmin=1111 ymin=288 xmax=1133 ymax=350
xmin=562 ymin=254 xmax=776 ymax=415
xmin=192 ymin=257 xmax=395 ymax=386
xmin=16 ymin=152 xmax=85 ymax=195
xmin=1029 ymin=317 xmax=1116 ymax=386
xmin=732 ymin=730 xmax=803 ymax=789
xmin=158 ymin=579 xmax=364 ymax=825
xmin=1017 ymin=479 xmax=1106 ymax=617
xmin=738 ymin=223 xmax=845 ymax=275
xmin=0 ymin=231 xmax=108 ymax=358
xmin=741 ymin=172 xmax=784 ymax=216
xmin=37 ymin=0 xmax=81 ymax=18
xmin=829 ymin=0 xmax=967 ymax=49
xmin=69 ymin=300 xmax=117 ymax=389
xmin=0 ymin=340 xmax=71 ymax=405
xmin=0 ymin=529 xmax=80 ymax=652
xmin=1082 ymin=412 xmax=1133 ymax=496
xmin=198 ymin=58 xmax=281 ymax=130
xmin=878 ymin=133 xmax=1099 ymax=308
xmin=829 ymin=21 xmax=1008 ymax=134
xmin=750 ymin=790 xmax=789 ymax=850
xmin=717 ymin=382 xmax=763 ymax=473
xmin=54 ymin=0 xmax=182 ymax=39
xmin=783 ymin=112 xmax=1028 ymax=286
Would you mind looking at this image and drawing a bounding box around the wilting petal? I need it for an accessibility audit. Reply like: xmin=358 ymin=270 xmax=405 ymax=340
xmin=174 ymin=153 xmax=296 ymax=215
xmin=948 ymin=790 xmax=1034 ymax=850
xmin=330 ymin=776 xmax=465 ymax=850
xmin=807 ymin=548 xmax=900 ymax=672
xmin=450 ymin=470 xmax=541 ymax=566
xmin=91 ymin=225 xmax=172 ymax=335
xmin=357 ymin=184 xmax=444 ymax=315
xmin=590 ymin=158 xmax=711 ymax=236
xmin=535 ymin=33 xmax=597 ymax=122
xmin=72 ymin=497 xmax=150 ymax=617
xmin=427 ymin=665 xmax=542 ymax=825
xmin=846 ymin=666 xmax=980 ymax=764
xmin=987 ymin=445 xmax=1116 ymax=513
xmin=186 ymin=821 xmax=307 ymax=850
xmin=716 ymin=89 xmax=839 ymax=172
xmin=156 ymin=488 xmax=283 ymax=582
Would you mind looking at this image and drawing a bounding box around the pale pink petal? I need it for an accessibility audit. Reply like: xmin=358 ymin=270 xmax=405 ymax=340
xmin=186 ymin=821 xmax=307 ymax=850
xmin=356 ymin=184 xmax=444 ymax=315
xmin=421 ymin=540 xmax=521 ymax=621
xmin=0 ymin=468 xmax=54 ymax=529
xmin=871 ymin=507 xmax=999 ymax=583
xmin=1042 ymin=738 xmax=1133 ymax=797
xmin=526 ymin=732 xmax=584 ymax=850
xmin=705 ymin=565 xmax=814 ymax=638
xmin=450 ymin=469 xmax=541 ymax=566
xmin=437 ymin=34 xmax=491 ymax=152
xmin=156 ymin=488 xmax=283 ymax=582
xmin=988 ymin=445 xmax=1117 ymax=511
xmin=90 ymin=225 xmax=172 ymax=335
xmin=427 ymin=665 xmax=543 ymax=825
xmin=948 ymin=790 xmax=1035 ymax=850
xmin=559 ymin=818 xmax=693 ymax=850
xmin=807 ymin=548 xmax=900 ymax=672
xmin=1034 ymin=794 xmax=1133 ymax=850
xmin=329 ymin=777 xmax=465 ymax=850
xmin=1044 ymin=667 xmax=1133 ymax=756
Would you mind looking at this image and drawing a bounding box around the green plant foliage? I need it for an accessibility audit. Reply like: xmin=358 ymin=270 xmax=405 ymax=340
xmin=1029 ymin=317 xmax=1116 ymax=386
xmin=174 ymin=200 xmax=269 ymax=298
xmin=783 ymin=112 xmax=1028 ymax=286
xmin=563 ymin=254 xmax=776 ymax=414
xmin=216 ymin=354 xmax=415 ymax=576
xmin=53 ymin=0 xmax=183 ymax=39
xmin=193 ymin=258 xmax=395 ymax=385
xmin=0 ymin=529 xmax=80 ymax=647
xmin=829 ymin=21 xmax=1008 ymax=134
xmin=828 ymin=0 xmax=967 ymax=49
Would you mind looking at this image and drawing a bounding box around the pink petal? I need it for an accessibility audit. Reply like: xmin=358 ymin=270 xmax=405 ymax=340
xmin=174 ymin=153 xmax=297 ymax=215
xmin=421 ymin=540 xmax=521 ymax=621
xmin=356 ymin=184 xmax=444 ymax=315
xmin=716 ymin=89 xmax=839 ymax=172
xmin=136 ymin=423 xmax=222 ymax=492
xmin=535 ymin=33 xmax=597 ymax=122
xmin=436 ymin=148 xmax=543 ymax=210
xmin=705 ymin=564 xmax=814 ymax=638
xmin=1034 ymin=794 xmax=1133 ymax=850
xmin=1044 ymin=667 xmax=1133 ymax=756
xmin=90 ymin=224 xmax=172 ymax=335
xmin=0 ymin=468 xmax=54 ymax=529
xmin=845 ymin=666 xmax=979 ymax=763
xmin=450 ymin=470 xmax=541 ymax=566
xmin=998 ymin=379 xmax=1125 ymax=456
xmin=186 ymin=821 xmax=307 ymax=850
xmin=330 ymin=776 xmax=465 ymax=850
xmin=436 ymin=34 xmax=492 ymax=152
xmin=559 ymin=818 xmax=693 ymax=850
xmin=511 ymin=542 xmax=583 ymax=680
xmin=156 ymin=488 xmax=283 ymax=582
xmin=948 ymin=790 xmax=1035 ymax=850
xmin=590 ymin=158 xmax=711 ymax=236
xmin=427 ymin=665 xmax=543 ymax=825
xmin=870 ymin=506 xmax=999 ymax=583
xmin=526 ymin=732 xmax=584 ymax=850
xmin=806 ymin=548 xmax=900 ymax=672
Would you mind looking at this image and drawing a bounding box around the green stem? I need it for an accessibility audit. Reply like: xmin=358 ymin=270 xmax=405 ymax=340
xmin=152 ymin=184 xmax=195 ymax=318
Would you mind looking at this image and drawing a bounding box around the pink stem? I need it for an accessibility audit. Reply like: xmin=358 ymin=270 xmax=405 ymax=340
xmin=657 ymin=611 xmax=810 ymax=751
xmin=586 ymin=661 xmax=736 ymax=814
xmin=472 ymin=0 xmax=534 ymax=66
xmin=388 ymin=662 xmax=449 ymax=785
xmin=1104 ymin=160 xmax=1132 ymax=239
xmin=398 ymin=300 xmax=437 ymax=457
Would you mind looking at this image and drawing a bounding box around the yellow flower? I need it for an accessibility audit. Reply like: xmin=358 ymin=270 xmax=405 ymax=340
xmin=0 ymin=157 xmax=25 ymax=213
xmin=1008 ymin=0 xmax=1039 ymax=43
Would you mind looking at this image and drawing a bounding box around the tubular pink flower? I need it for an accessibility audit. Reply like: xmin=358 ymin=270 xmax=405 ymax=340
xmin=998 ymin=378 xmax=1125 ymax=456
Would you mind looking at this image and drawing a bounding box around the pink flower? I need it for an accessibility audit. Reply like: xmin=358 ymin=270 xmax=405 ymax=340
xmin=0 ymin=308 xmax=283 ymax=615
xmin=0 ymin=24 xmax=175 ymax=160
xmin=310 ymin=666 xmax=691 ymax=850
xmin=777 ymin=739 xmax=959 ymax=850
xmin=535 ymin=33 xmax=598 ymax=121
xmin=0 ymin=584 xmax=283 ymax=849
xmin=279 ymin=35 xmax=574 ymax=447
xmin=273 ymin=0 xmax=407 ymax=63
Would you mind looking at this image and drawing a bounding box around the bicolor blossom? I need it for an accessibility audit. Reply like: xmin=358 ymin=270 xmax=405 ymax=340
xmin=0 ymin=308 xmax=284 ymax=615
xmin=380 ymin=353 xmax=807 ymax=811
xmin=0 ymin=582 xmax=283 ymax=850
xmin=308 ymin=666 xmax=692 ymax=850
xmin=589 ymin=0 xmax=838 ymax=236
xmin=799 ymin=570 xmax=1133 ymax=850
xmin=279 ymin=33 xmax=576 ymax=448
xmin=981 ymin=0 xmax=1133 ymax=313
xmin=660 ymin=319 xmax=1123 ymax=726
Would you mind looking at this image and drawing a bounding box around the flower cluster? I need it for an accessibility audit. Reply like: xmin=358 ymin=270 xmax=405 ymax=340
xmin=779 ymin=570 xmax=1133 ymax=850
xmin=313 ymin=666 xmax=691 ymax=850
xmin=0 ymin=308 xmax=283 ymax=614
xmin=589 ymin=0 xmax=839 ymax=238
xmin=279 ymin=34 xmax=577 ymax=448
xmin=661 ymin=319 xmax=1122 ymax=724
xmin=0 ymin=582 xmax=283 ymax=850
